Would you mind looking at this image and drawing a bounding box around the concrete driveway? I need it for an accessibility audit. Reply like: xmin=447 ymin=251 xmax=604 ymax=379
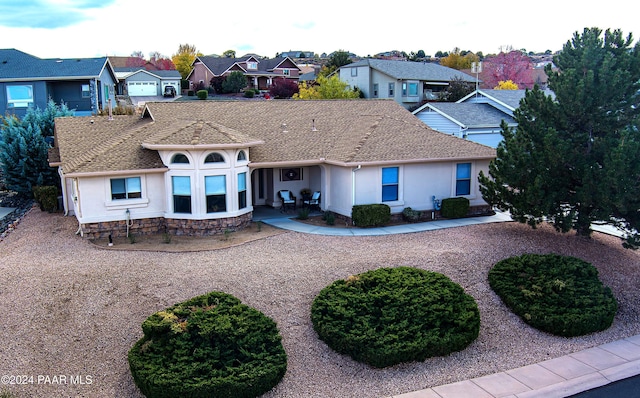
xmin=129 ymin=95 xmax=181 ymax=106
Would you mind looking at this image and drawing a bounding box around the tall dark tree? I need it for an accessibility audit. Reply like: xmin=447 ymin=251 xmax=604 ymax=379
xmin=320 ymin=50 xmax=352 ymax=76
xmin=0 ymin=99 xmax=73 ymax=195
xmin=222 ymin=71 xmax=247 ymax=93
xmin=479 ymin=27 xmax=640 ymax=248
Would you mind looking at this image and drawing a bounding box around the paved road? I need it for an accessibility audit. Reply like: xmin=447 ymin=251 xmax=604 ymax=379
xmin=568 ymin=374 xmax=640 ymax=397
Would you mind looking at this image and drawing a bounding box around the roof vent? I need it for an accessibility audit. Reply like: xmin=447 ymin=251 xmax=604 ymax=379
xmin=311 ymin=119 xmax=318 ymax=132
xmin=281 ymin=123 xmax=287 ymax=133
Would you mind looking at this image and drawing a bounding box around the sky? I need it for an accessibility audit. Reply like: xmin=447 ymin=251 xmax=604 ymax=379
xmin=0 ymin=0 xmax=638 ymax=60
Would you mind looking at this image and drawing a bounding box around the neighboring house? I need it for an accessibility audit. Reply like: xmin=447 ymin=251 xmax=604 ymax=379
xmin=187 ymin=55 xmax=301 ymax=91
xmin=0 ymin=48 xmax=118 ymax=117
xmin=412 ymin=89 xmax=554 ymax=148
xmin=50 ymin=99 xmax=496 ymax=239
xmin=113 ymin=68 xmax=182 ymax=97
xmin=338 ymin=59 xmax=477 ymax=109
xmin=279 ymin=51 xmax=315 ymax=58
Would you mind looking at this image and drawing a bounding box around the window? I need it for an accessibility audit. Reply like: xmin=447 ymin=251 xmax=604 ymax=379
xmin=6 ymin=85 xmax=34 ymax=108
xmin=382 ymin=167 xmax=399 ymax=202
xmin=110 ymin=177 xmax=141 ymax=200
xmin=373 ymin=83 xmax=378 ymax=98
xmin=172 ymin=176 xmax=192 ymax=213
xmin=237 ymin=151 xmax=247 ymax=161
xmin=282 ymin=69 xmax=290 ymax=76
xmin=388 ymin=83 xmax=395 ymax=97
xmin=171 ymin=153 xmax=190 ymax=164
xmin=205 ymin=175 xmax=226 ymax=213
xmin=247 ymin=61 xmax=258 ymax=70
xmin=204 ymin=152 xmax=224 ymax=163
xmin=351 ymin=68 xmax=357 ymax=77
xmin=456 ymin=163 xmax=472 ymax=196
xmin=238 ymin=172 xmax=247 ymax=209
xmin=82 ymin=84 xmax=90 ymax=98
xmin=401 ymin=82 xmax=418 ymax=97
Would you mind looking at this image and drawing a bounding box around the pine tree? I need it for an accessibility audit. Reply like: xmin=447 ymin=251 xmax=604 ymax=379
xmin=479 ymin=28 xmax=640 ymax=249
xmin=0 ymin=100 xmax=73 ymax=195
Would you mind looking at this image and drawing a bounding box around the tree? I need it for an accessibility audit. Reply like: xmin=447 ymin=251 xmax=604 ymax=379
xmin=172 ymin=43 xmax=201 ymax=80
xmin=293 ymin=75 xmax=360 ymax=100
xmin=494 ymin=80 xmax=519 ymax=90
xmin=321 ymin=50 xmax=352 ymax=76
xmin=126 ymin=51 xmax=146 ymax=68
xmin=439 ymin=76 xmax=474 ymax=102
xmin=269 ymin=78 xmax=299 ymax=99
xmin=222 ymin=71 xmax=247 ymax=93
xmin=149 ymin=51 xmax=175 ymax=70
xmin=223 ymin=49 xmax=236 ymax=58
xmin=479 ymin=27 xmax=640 ymax=249
xmin=481 ymin=50 xmax=532 ymax=88
xmin=439 ymin=48 xmax=479 ymax=70
xmin=0 ymin=100 xmax=72 ymax=195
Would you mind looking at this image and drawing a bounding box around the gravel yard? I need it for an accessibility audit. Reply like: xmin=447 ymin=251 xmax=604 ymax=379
xmin=0 ymin=209 xmax=639 ymax=398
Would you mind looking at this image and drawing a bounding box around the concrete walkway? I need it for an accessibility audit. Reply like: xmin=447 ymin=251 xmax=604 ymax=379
xmin=391 ymin=334 xmax=640 ymax=398
xmin=260 ymin=209 xmax=638 ymax=397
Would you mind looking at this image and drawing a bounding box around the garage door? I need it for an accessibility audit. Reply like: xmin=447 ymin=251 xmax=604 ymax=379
xmin=127 ymin=81 xmax=157 ymax=96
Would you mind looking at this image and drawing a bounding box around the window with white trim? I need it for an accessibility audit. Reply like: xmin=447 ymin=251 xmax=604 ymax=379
xmin=171 ymin=153 xmax=190 ymax=164
xmin=373 ymin=83 xmax=378 ymax=98
xmin=82 ymin=84 xmax=90 ymax=98
xmin=110 ymin=177 xmax=141 ymax=200
xmin=205 ymin=175 xmax=226 ymax=213
xmin=238 ymin=172 xmax=247 ymax=209
xmin=6 ymin=85 xmax=34 ymax=108
xmin=382 ymin=167 xmax=399 ymax=202
xmin=388 ymin=83 xmax=394 ymax=97
xmin=204 ymin=152 xmax=224 ymax=163
xmin=172 ymin=176 xmax=192 ymax=213
xmin=237 ymin=151 xmax=247 ymax=161
xmin=351 ymin=68 xmax=357 ymax=77
xmin=456 ymin=163 xmax=472 ymax=196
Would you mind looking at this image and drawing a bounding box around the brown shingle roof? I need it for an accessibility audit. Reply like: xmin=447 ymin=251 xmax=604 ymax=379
xmin=53 ymin=99 xmax=495 ymax=175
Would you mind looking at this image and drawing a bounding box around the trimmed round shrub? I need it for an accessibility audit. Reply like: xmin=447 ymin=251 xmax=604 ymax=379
xmin=196 ymin=89 xmax=208 ymax=100
xmin=128 ymin=291 xmax=287 ymax=398
xmin=311 ymin=267 xmax=480 ymax=368
xmin=488 ymin=253 xmax=617 ymax=337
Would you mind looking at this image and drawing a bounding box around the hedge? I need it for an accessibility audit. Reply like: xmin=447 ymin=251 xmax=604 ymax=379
xmin=488 ymin=253 xmax=617 ymax=337
xmin=440 ymin=197 xmax=469 ymax=218
xmin=311 ymin=267 xmax=480 ymax=368
xmin=128 ymin=291 xmax=287 ymax=398
xmin=352 ymin=204 xmax=391 ymax=227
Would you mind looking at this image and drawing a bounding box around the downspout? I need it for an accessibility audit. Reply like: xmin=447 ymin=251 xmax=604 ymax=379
xmin=58 ymin=167 xmax=68 ymax=216
xmin=351 ymin=165 xmax=362 ymax=206
xmin=73 ymin=178 xmax=83 ymax=236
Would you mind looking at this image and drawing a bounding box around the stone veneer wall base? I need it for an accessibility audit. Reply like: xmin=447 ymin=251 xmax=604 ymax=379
xmin=81 ymin=213 xmax=253 ymax=240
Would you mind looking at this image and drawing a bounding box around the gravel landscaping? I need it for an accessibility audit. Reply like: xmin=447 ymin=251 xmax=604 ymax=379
xmin=0 ymin=209 xmax=639 ymax=397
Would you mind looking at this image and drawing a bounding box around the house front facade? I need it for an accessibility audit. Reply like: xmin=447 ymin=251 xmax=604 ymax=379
xmin=0 ymin=48 xmax=118 ymax=117
xmin=114 ymin=68 xmax=182 ymax=97
xmin=338 ymin=59 xmax=477 ymax=109
xmin=187 ymin=55 xmax=301 ymax=91
xmin=50 ymin=100 xmax=496 ymax=239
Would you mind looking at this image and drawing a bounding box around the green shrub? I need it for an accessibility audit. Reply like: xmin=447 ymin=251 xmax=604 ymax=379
xmin=488 ymin=254 xmax=617 ymax=337
xmin=352 ymin=204 xmax=391 ymax=227
xmin=440 ymin=197 xmax=469 ymax=218
xmin=32 ymin=185 xmax=58 ymax=212
xmin=243 ymin=90 xmax=255 ymax=98
xmin=196 ymin=89 xmax=208 ymax=100
xmin=187 ymin=90 xmax=195 ymax=96
xmin=311 ymin=267 xmax=480 ymax=368
xmin=323 ymin=211 xmax=335 ymax=225
xmin=297 ymin=206 xmax=310 ymax=220
xmin=402 ymin=207 xmax=422 ymax=222
xmin=128 ymin=291 xmax=287 ymax=398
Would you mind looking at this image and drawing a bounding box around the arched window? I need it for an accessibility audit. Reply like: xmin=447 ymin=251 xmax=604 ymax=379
xmin=204 ymin=152 xmax=225 ymax=163
xmin=237 ymin=150 xmax=247 ymax=161
xmin=171 ymin=153 xmax=190 ymax=164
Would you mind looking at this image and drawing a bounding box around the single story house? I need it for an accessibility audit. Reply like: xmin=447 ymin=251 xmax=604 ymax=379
xmin=0 ymin=48 xmax=118 ymax=117
xmin=338 ymin=59 xmax=477 ymax=109
xmin=412 ymin=89 xmax=554 ymax=148
xmin=187 ymin=54 xmax=301 ymax=91
xmin=114 ymin=68 xmax=182 ymax=97
xmin=50 ymin=99 xmax=496 ymax=239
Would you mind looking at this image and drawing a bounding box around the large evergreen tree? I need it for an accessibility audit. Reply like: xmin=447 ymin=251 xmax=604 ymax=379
xmin=479 ymin=27 xmax=640 ymax=248
xmin=0 ymin=99 xmax=73 ymax=195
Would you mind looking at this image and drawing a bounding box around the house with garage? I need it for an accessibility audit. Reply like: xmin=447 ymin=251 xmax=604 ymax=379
xmin=50 ymin=99 xmax=496 ymax=239
xmin=114 ymin=68 xmax=182 ymax=97
xmin=0 ymin=48 xmax=117 ymax=117
xmin=187 ymin=54 xmax=301 ymax=92
xmin=338 ymin=59 xmax=477 ymax=110
xmin=412 ymin=89 xmax=554 ymax=147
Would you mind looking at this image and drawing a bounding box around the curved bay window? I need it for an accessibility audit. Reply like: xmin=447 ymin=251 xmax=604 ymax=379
xmin=204 ymin=152 xmax=225 ymax=163
xmin=238 ymin=172 xmax=247 ymax=209
xmin=171 ymin=153 xmax=190 ymax=164
xmin=172 ymin=176 xmax=192 ymax=213
xmin=237 ymin=150 xmax=247 ymax=161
